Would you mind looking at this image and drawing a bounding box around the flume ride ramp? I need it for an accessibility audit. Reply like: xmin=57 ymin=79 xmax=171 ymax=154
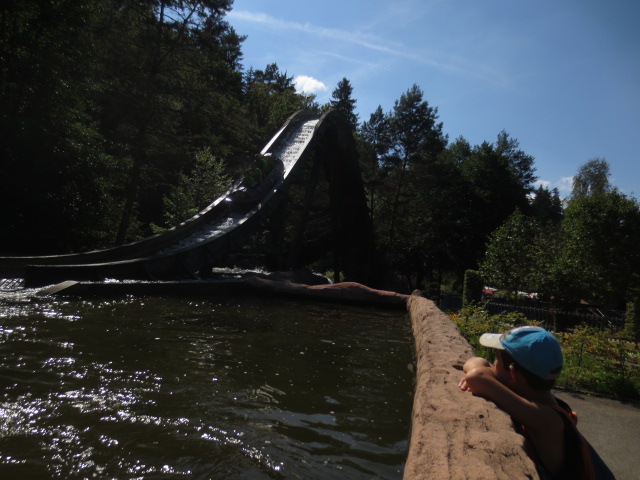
xmin=0 ymin=111 xmax=317 ymax=285
xmin=1 ymin=108 xmax=375 ymax=287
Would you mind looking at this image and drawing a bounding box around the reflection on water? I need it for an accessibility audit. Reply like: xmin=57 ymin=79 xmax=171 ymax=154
xmin=0 ymin=291 xmax=413 ymax=479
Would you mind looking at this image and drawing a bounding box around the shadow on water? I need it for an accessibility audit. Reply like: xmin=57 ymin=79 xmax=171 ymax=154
xmin=0 ymin=291 xmax=413 ymax=479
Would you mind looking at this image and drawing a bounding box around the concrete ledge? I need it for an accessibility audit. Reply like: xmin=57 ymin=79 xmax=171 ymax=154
xmin=404 ymin=293 xmax=539 ymax=480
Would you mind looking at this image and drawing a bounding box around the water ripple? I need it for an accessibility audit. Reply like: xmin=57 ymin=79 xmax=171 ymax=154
xmin=0 ymin=295 xmax=411 ymax=479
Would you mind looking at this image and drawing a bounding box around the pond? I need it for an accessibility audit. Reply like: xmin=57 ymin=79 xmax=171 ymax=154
xmin=0 ymin=290 xmax=413 ymax=479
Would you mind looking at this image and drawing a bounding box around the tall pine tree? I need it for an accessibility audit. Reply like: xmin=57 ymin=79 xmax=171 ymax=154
xmin=329 ymin=78 xmax=359 ymax=131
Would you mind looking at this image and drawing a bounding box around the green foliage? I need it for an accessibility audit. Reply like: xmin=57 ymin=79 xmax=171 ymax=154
xmin=480 ymin=210 xmax=541 ymax=296
xmin=160 ymin=148 xmax=231 ymax=227
xmin=356 ymin=84 xmax=540 ymax=294
xmin=557 ymin=189 xmax=640 ymax=306
xmin=358 ymin=106 xmax=391 ymax=225
xmin=389 ymin=84 xmax=447 ymax=165
xmin=526 ymin=227 xmax=562 ymax=299
xmin=463 ymin=269 xmax=484 ymax=307
xmin=623 ymin=299 xmax=640 ymax=343
xmin=330 ymin=78 xmax=359 ymax=131
xmin=531 ymin=185 xmax=563 ymax=225
xmin=406 ymin=159 xmax=471 ymax=281
xmin=455 ymin=133 xmax=537 ymax=271
xmin=244 ymin=63 xmax=312 ymax=143
xmin=495 ymin=130 xmax=537 ymax=195
xmin=572 ymin=157 xmax=611 ymax=199
xmin=451 ymin=310 xmax=640 ymax=399
xmin=369 ymin=84 xmax=448 ymax=290
xmin=475 ymin=157 xmax=640 ymax=308
xmin=0 ymin=0 xmax=253 ymax=252
xmin=557 ymin=326 xmax=640 ymax=399
xmin=0 ymin=0 xmax=119 ymax=252
xmin=450 ymin=304 xmax=532 ymax=360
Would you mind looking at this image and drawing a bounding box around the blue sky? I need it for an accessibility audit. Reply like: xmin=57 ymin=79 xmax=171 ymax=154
xmin=227 ymin=0 xmax=639 ymax=198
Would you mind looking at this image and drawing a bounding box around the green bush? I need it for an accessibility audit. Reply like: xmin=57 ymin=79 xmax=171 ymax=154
xmin=623 ymin=299 xmax=639 ymax=342
xmin=558 ymin=325 xmax=640 ymax=399
xmin=450 ymin=309 xmax=640 ymax=400
xmin=462 ymin=269 xmax=484 ymax=307
xmin=451 ymin=304 xmax=533 ymax=361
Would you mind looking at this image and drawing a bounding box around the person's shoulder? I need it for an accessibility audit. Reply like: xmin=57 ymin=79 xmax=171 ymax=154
xmin=522 ymin=398 xmax=567 ymax=436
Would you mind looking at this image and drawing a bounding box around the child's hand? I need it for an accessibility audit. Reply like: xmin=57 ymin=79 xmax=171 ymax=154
xmin=458 ymin=376 xmax=472 ymax=392
xmin=459 ymin=357 xmax=494 ymax=393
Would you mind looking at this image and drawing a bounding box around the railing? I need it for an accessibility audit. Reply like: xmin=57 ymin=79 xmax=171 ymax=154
xmin=0 ymin=278 xmax=24 ymax=290
xmin=485 ymin=301 xmax=625 ymax=333
xmin=438 ymin=294 xmax=626 ymax=333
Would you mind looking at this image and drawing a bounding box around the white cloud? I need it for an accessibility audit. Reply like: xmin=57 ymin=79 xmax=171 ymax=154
xmin=295 ymin=75 xmax=327 ymax=94
xmin=535 ymin=176 xmax=574 ymax=195
xmin=534 ymin=179 xmax=551 ymax=189
xmin=558 ymin=176 xmax=573 ymax=194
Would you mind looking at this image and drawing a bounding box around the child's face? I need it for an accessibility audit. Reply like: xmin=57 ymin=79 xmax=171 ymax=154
xmin=493 ymin=352 xmax=513 ymax=386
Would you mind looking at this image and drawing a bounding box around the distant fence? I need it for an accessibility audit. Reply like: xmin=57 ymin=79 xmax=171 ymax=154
xmin=485 ymin=301 xmax=625 ymax=333
xmin=438 ymin=294 xmax=626 ymax=333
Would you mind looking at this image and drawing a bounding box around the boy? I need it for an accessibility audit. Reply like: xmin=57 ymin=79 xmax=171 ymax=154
xmin=459 ymin=326 xmax=615 ymax=480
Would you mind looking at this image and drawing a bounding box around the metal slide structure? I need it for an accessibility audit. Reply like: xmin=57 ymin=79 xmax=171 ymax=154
xmin=1 ymin=110 xmax=359 ymax=286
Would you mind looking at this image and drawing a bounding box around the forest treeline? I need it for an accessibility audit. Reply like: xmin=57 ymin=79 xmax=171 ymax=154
xmin=1 ymin=1 xmax=639 ymax=308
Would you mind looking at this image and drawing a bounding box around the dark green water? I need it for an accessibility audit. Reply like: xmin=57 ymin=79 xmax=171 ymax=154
xmin=0 ymin=291 xmax=413 ymax=479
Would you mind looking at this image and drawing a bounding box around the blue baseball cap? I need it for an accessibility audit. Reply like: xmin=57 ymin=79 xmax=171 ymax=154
xmin=479 ymin=326 xmax=563 ymax=380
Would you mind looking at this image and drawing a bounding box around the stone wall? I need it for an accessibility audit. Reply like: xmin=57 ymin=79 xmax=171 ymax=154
xmin=404 ymin=293 xmax=539 ymax=480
